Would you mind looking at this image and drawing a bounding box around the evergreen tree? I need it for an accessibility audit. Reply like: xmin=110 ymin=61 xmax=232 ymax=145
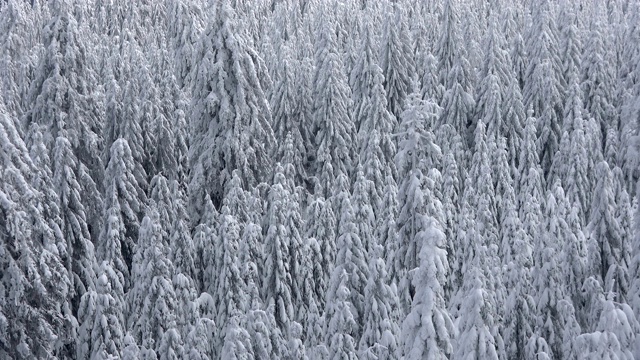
xmin=263 ymin=166 xmax=295 ymax=330
xmin=357 ymin=66 xmax=397 ymax=185
xmin=127 ymin=207 xmax=178 ymax=353
xmin=582 ymin=10 xmax=617 ymax=151
xmin=523 ymin=0 xmax=563 ymax=175
xmin=304 ymin=187 xmax=336 ymax=308
xmin=53 ymin=134 xmax=98 ymax=316
xmin=1 ymin=105 xmax=75 ymax=359
xmin=271 ymin=44 xmax=308 ymax=183
xmin=379 ymin=3 xmax=415 ymax=120
xmin=588 ymin=161 xmax=627 ymax=292
xmin=325 ymin=269 xmax=358 ymax=360
xmin=453 ymin=256 xmax=501 ymax=360
xmin=350 ymin=23 xmax=379 ymax=134
xmin=77 ymin=262 xmax=125 ymax=360
xmin=401 ymin=220 xmax=454 ymax=360
xmin=312 ymin=15 xmax=355 ymax=191
xmin=358 ymin=245 xmax=400 ymax=360
xmin=26 ymin=0 xmax=103 ymax=182
xmin=166 ymin=0 xmax=205 ymax=89
xmin=98 ymin=138 xmax=146 ymax=287
xmin=188 ymin=0 xmax=274 ymax=218
xmin=213 ymin=206 xmax=246 ymax=358
xmin=221 ymin=315 xmax=254 ymax=360
xmin=331 ymin=194 xmax=369 ymax=340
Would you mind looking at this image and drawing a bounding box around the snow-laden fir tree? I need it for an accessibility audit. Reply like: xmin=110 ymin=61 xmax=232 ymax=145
xmin=271 ymin=44 xmax=308 ymax=184
xmin=213 ymin=206 xmax=247 ymax=358
xmin=582 ymin=8 xmax=617 ymax=149
xmin=166 ymin=0 xmax=205 ymax=89
xmin=53 ymin=134 xmax=98 ymax=316
xmin=379 ymin=2 xmax=415 ymax=121
xmin=576 ymin=294 xmax=638 ymax=360
xmin=221 ymin=315 xmax=254 ymax=360
xmin=188 ymin=0 xmax=274 ymax=219
xmin=452 ymin=245 xmax=501 ymax=360
xmin=401 ymin=218 xmax=454 ymax=360
xmin=127 ymin=207 xmax=178 ymax=354
xmin=330 ymin=192 xmax=369 ymax=341
xmin=587 ymin=161 xmax=627 ymax=294
xmin=304 ymin=184 xmax=336 ymax=309
xmin=350 ymin=23 xmax=379 ymax=134
xmin=439 ymin=55 xmax=475 ymax=147
xmin=523 ymin=0 xmax=563 ymax=176
xmin=358 ymin=244 xmax=400 ymax=360
xmin=552 ymin=74 xmax=590 ymax=222
xmin=25 ymin=0 xmax=103 ymax=182
xmin=530 ymin=183 xmax=578 ymax=359
xmin=351 ymin=166 xmax=377 ymax=256
xmin=357 ymin=64 xmax=397 ymax=186
xmin=312 ymin=14 xmax=356 ymax=194
xmin=394 ymin=91 xmax=442 ymax=315
xmin=262 ymin=165 xmax=295 ymax=331
xmin=77 ymin=262 xmax=125 ymax=360
xmin=98 ymin=138 xmax=146 ymax=288
xmin=325 ymin=269 xmax=358 ymax=360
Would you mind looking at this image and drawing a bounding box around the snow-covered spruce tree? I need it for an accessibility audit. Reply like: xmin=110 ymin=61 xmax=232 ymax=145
xmin=212 ymin=206 xmax=247 ymax=358
xmin=558 ymin=2 xmax=582 ymax=93
xmin=394 ymin=91 xmax=442 ymax=315
xmin=188 ymin=0 xmax=274 ymax=220
xmin=357 ymin=64 xmax=397 ymax=186
xmin=518 ymin=111 xmax=544 ymax=227
xmin=587 ymin=161 xmax=627 ymax=293
xmin=439 ymin=55 xmax=475 ymax=147
xmin=127 ymin=207 xmax=178 ymax=354
xmin=552 ymin=74 xmax=590 ymax=222
xmin=330 ymin=193 xmax=369 ymax=341
xmin=77 ymin=262 xmax=125 ymax=360
xmin=502 ymin=79 xmax=525 ymax=180
xmin=25 ymin=0 xmax=103 ymax=182
xmin=452 ymin=246 xmax=502 ymax=360
xmin=523 ymin=0 xmax=563 ymax=176
xmin=168 ymin=182 xmax=197 ymax=287
xmin=358 ymin=244 xmax=400 ymax=360
xmin=350 ymin=23 xmax=379 ymax=134
xmin=467 ymin=121 xmax=498 ymax=251
xmin=0 ymin=0 xmax=36 ymax=118
xmin=582 ymin=9 xmax=617 ymax=150
xmin=312 ymin=15 xmax=355 ymax=195
xmin=576 ymin=294 xmax=638 ymax=360
xmin=379 ymin=2 xmax=415 ymax=121
xmin=436 ymin=0 xmax=467 ymax=89
xmin=193 ymin=193 xmax=218 ymax=294
xmin=98 ymin=138 xmax=146 ymax=288
xmin=271 ymin=43 xmax=308 ymax=183
xmin=53 ymin=134 xmax=98 ymax=316
xmin=351 ymin=166 xmax=377 ymax=256
xmin=221 ymin=315 xmax=254 ymax=360
xmin=149 ymin=174 xmax=177 ymax=246
xmin=401 ymin=218 xmax=454 ymax=360
xmin=262 ymin=165 xmax=295 ymax=331
xmin=530 ymin=183 xmax=577 ymax=359
xmin=325 ymin=269 xmax=358 ymax=360
xmin=377 ymin=172 xmax=399 ymax=276
xmin=166 ymin=0 xmax=205 ymax=89
xmin=502 ymin=238 xmax=535 ymax=359
xmin=553 ymin=180 xmax=588 ymax=307
xmin=421 ymin=51 xmax=444 ymax=104
xmin=0 ymin=106 xmax=72 ymax=359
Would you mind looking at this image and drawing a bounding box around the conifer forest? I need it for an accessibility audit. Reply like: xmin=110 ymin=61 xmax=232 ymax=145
xmin=3 ymin=0 xmax=640 ymax=358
